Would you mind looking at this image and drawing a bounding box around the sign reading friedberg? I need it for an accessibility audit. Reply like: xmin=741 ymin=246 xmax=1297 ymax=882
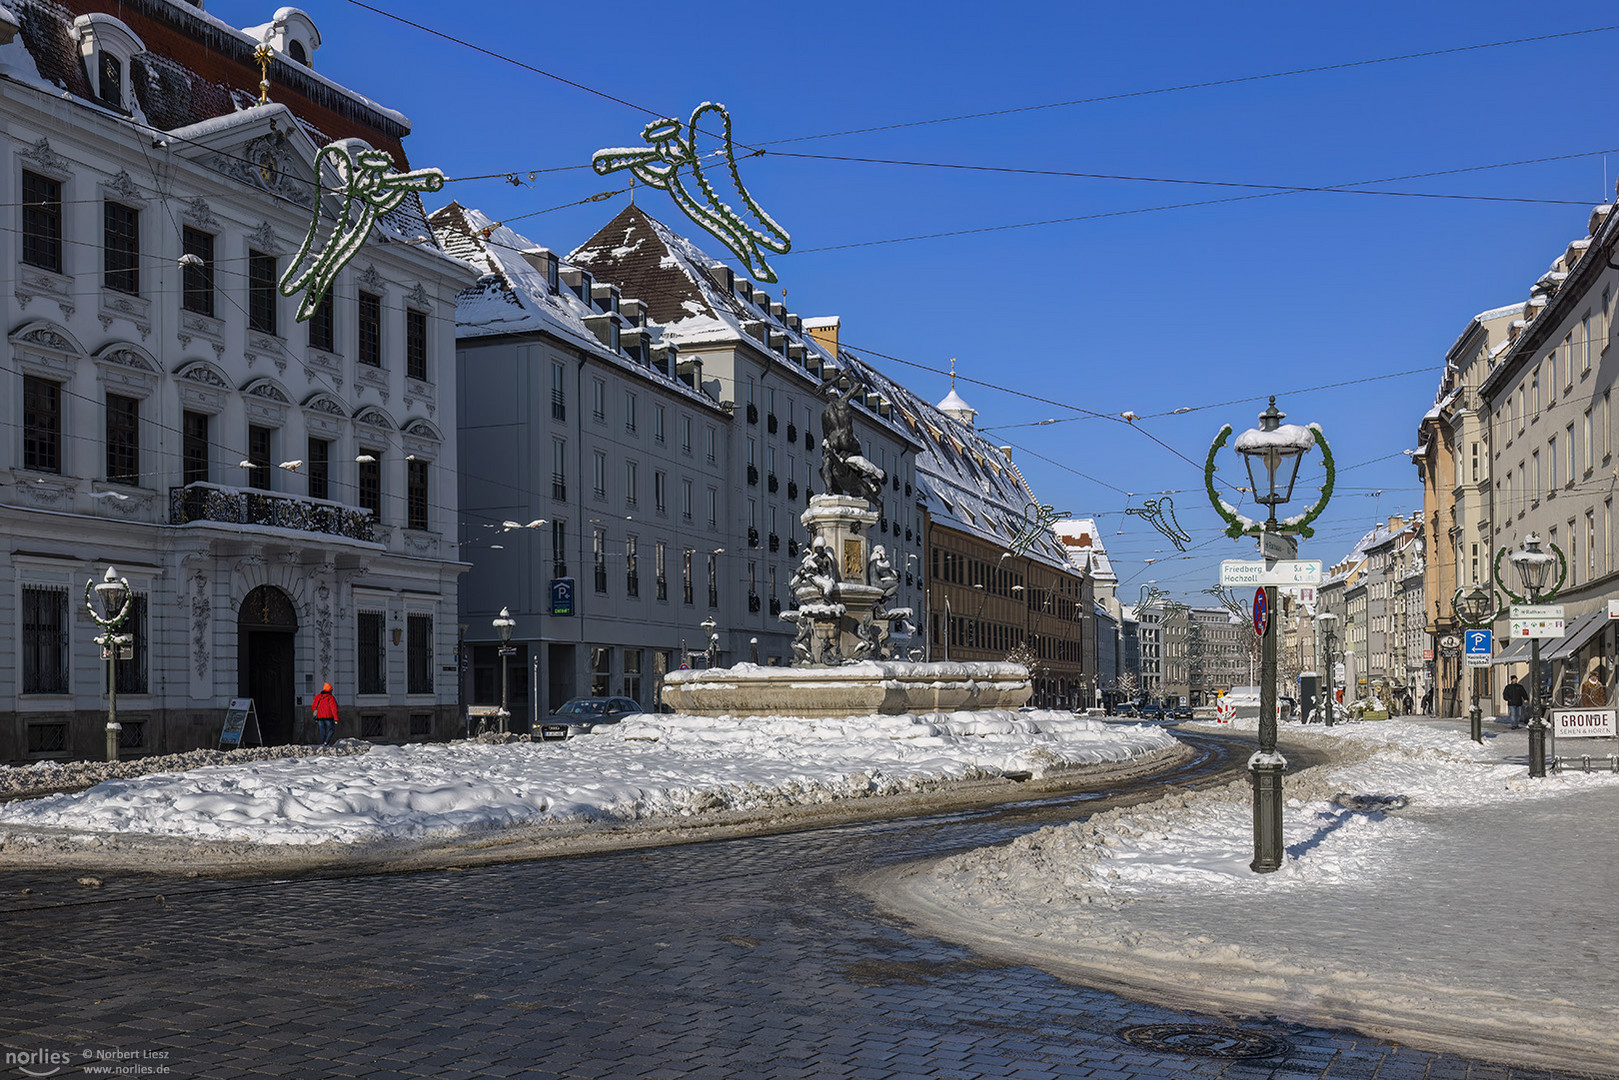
xmin=1219 ymin=559 xmax=1323 ymax=588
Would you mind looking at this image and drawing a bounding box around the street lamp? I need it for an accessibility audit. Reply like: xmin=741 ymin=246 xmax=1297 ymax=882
xmin=1315 ymin=613 xmax=1338 ymax=726
xmin=1204 ymin=396 xmax=1335 ymax=874
xmin=1452 ymin=583 xmax=1496 ymax=743
xmin=701 ymin=616 xmax=719 ymax=668
xmin=85 ymin=566 xmax=134 ymax=762
xmin=492 ymin=606 xmax=516 ymax=734
xmin=1497 ymin=533 xmax=1566 ymax=777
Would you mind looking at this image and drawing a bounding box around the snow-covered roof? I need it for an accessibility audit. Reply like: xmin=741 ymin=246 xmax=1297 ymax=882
xmin=428 ymin=203 xmax=722 ymax=412
xmin=1053 ymin=519 xmax=1117 ymax=583
xmin=837 ymin=353 xmax=1076 ymax=573
xmin=5 ymin=0 xmax=412 ymax=146
xmin=567 ymin=204 xmax=911 ymax=441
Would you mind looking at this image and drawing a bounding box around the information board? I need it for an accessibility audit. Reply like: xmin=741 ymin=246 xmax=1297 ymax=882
xmin=219 ymin=698 xmax=262 ymax=749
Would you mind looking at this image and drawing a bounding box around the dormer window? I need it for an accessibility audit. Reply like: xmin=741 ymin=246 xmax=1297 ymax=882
xmin=256 ymin=8 xmax=321 ymax=69
xmin=73 ymin=14 xmax=145 ymax=113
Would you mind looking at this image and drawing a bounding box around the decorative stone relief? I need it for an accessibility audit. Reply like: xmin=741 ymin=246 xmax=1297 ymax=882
xmin=357 ymin=263 xmax=384 ymax=291
xmin=182 ymin=197 xmax=219 ymax=228
xmin=249 ymin=221 xmax=280 ymax=253
xmin=178 ymin=362 xmax=227 ymax=387
xmin=315 ymin=582 xmax=334 ymax=674
xmin=190 ymin=572 xmax=211 ymax=686
xmin=105 ymin=169 xmax=142 ymax=201
xmin=14 ymin=477 xmax=75 ymax=507
xmin=407 ymin=283 xmax=429 ymax=308
xmin=19 ymin=138 xmax=68 ymax=173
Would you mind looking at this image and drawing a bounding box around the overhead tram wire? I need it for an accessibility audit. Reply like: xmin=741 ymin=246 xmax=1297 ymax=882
xmin=759 ymin=150 xmax=1598 ymax=208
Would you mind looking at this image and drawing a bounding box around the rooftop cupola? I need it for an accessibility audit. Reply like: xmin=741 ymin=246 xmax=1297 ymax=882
xmin=936 ymin=358 xmax=978 ymax=428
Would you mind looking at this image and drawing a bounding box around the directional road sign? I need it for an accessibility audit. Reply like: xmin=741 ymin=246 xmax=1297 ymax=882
xmin=1509 ymin=604 xmax=1564 ymax=638
xmin=1220 ymin=559 xmax=1324 ymax=588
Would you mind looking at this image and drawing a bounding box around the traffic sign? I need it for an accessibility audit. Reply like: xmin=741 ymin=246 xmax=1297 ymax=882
xmin=1252 ymin=586 xmax=1270 ymax=636
xmin=1219 ymin=559 xmax=1324 ymax=587
xmin=550 ymin=577 xmax=576 ymax=616
xmin=1464 ymin=629 xmax=1492 ymax=668
xmin=1509 ymin=604 xmax=1564 ymax=638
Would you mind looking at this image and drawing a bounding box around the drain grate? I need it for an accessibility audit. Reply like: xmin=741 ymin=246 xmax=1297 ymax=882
xmin=1119 ymin=1023 xmax=1290 ymax=1059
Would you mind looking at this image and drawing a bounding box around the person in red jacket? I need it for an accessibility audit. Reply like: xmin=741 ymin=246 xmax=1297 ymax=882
xmin=312 ymin=682 xmax=340 ymax=746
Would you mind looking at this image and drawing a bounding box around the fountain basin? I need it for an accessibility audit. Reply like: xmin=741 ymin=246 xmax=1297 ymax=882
xmin=661 ymin=661 xmax=1032 ymax=717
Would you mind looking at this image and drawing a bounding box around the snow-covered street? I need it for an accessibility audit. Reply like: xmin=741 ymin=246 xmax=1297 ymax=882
xmin=872 ymin=714 xmax=1619 ymax=1073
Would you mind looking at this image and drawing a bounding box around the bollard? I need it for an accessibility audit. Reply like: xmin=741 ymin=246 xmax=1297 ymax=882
xmin=1582 ymin=755 xmax=1592 ymax=773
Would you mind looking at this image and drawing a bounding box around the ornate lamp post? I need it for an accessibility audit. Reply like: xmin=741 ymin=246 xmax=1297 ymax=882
xmin=492 ymin=607 xmax=516 ymax=734
xmin=85 ymin=567 xmax=134 ymax=762
xmin=1316 ymin=612 xmax=1339 ymax=726
xmin=1496 ymin=534 xmax=1566 ymax=777
xmin=1204 ymin=396 xmax=1335 ymax=873
xmin=1452 ymin=583 xmax=1497 ymax=743
xmin=701 ymin=616 xmax=719 ymax=669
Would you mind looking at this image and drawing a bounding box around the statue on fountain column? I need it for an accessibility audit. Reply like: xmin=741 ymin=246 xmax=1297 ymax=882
xmin=820 ymin=382 xmax=886 ymax=507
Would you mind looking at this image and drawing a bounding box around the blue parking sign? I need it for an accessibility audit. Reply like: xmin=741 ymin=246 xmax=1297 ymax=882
xmin=1464 ymin=629 xmax=1492 ymax=657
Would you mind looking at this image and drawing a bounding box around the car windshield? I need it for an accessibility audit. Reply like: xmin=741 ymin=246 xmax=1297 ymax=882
xmin=555 ymin=699 xmax=607 ymax=716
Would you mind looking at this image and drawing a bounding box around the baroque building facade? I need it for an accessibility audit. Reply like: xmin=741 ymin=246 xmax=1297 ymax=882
xmin=2 ymin=1 xmax=471 ymax=760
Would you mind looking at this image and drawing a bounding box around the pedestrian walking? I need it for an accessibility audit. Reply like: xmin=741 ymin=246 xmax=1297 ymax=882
xmin=1403 ymin=690 xmax=1414 ymax=716
xmin=1503 ymin=676 xmax=1529 ymax=728
xmin=1422 ymin=687 xmax=1434 ymax=716
xmin=1580 ymin=665 xmax=1608 ymax=707
xmin=312 ymin=682 xmax=340 ymax=746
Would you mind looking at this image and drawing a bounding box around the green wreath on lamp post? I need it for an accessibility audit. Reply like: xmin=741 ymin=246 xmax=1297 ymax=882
xmin=1203 ymin=398 xmax=1335 ymax=539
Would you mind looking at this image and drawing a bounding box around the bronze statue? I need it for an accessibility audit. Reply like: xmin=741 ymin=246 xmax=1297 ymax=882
xmin=819 ymin=382 xmax=886 ymax=506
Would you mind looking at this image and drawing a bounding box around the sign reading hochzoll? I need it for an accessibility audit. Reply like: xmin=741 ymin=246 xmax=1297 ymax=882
xmin=1550 ymin=709 xmax=1617 ymax=739
xmin=1219 ymin=559 xmax=1323 ymax=587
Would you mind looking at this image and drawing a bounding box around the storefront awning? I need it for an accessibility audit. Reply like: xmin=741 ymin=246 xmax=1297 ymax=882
xmin=1545 ymin=609 xmax=1611 ymax=663
xmin=1493 ymin=637 xmax=1534 ymax=665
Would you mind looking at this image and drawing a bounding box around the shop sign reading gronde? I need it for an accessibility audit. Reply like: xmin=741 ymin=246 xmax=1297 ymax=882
xmin=1550 ymin=709 xmax=1617 ymax=739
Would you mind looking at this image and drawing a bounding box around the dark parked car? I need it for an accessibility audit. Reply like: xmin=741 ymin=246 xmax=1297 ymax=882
xmin=539 ymin=696 xmax=644 ymax=740
xmin=1168 ymin=701 xmax=1193 ymax=720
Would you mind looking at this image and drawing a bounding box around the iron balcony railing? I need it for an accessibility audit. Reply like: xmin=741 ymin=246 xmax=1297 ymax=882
xmin=170 ymin=483 xmax=374 ymax=541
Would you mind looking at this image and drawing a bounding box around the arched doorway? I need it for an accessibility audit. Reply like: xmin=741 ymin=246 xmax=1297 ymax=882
xmin=238 ymin=585 xmax=298 ymax=745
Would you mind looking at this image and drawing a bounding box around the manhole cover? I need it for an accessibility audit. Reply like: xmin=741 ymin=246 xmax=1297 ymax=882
xmin=1119 ymin=1024 xmax=1290 ymax=1059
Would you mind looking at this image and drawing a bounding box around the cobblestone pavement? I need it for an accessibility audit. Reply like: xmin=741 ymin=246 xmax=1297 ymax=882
xmin=0 ymin=735 xmax=1603 ymax=1080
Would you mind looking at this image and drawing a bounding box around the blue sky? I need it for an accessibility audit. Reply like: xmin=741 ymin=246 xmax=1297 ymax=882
xmin=211 ymin=0 xmax=1619 ymax=601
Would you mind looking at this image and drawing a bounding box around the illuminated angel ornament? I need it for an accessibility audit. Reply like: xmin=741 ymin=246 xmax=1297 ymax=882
xmin=280 ymin=140 xmax=445 ymax=322
xmin=592 ymin=102 xmax=790 ymax=283
xmin=1008 ymin=499 xmax=1067 ymax=559
xmin=1125 ymin=496 xmax=1192 ymax=551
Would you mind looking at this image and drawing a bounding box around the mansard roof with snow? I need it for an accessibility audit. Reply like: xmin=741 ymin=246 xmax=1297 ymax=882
xmin=837 ymin=353 xmax=1076 ymax=573
xmin=428 ymin=202 xmax=723 ymax=413
xmin=567 ymin=204 xmax=914 ymax=443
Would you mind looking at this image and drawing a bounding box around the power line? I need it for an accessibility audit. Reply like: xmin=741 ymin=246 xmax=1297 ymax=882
xmin=757 ymin=24 xmax=1619 ymax=146
xmin=762 ymin=149 xmax=1598 ymax=207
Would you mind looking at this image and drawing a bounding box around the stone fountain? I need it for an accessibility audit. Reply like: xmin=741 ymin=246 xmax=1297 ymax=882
xmin=661 ymin=383 xmax=1032 ymax=717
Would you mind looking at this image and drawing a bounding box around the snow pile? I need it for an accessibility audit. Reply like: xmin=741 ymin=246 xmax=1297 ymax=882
xmin=0 ymin=710 xmax=1174 ymax=846
xmin=883 ymin=718 xmax=1619 ymax=1067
